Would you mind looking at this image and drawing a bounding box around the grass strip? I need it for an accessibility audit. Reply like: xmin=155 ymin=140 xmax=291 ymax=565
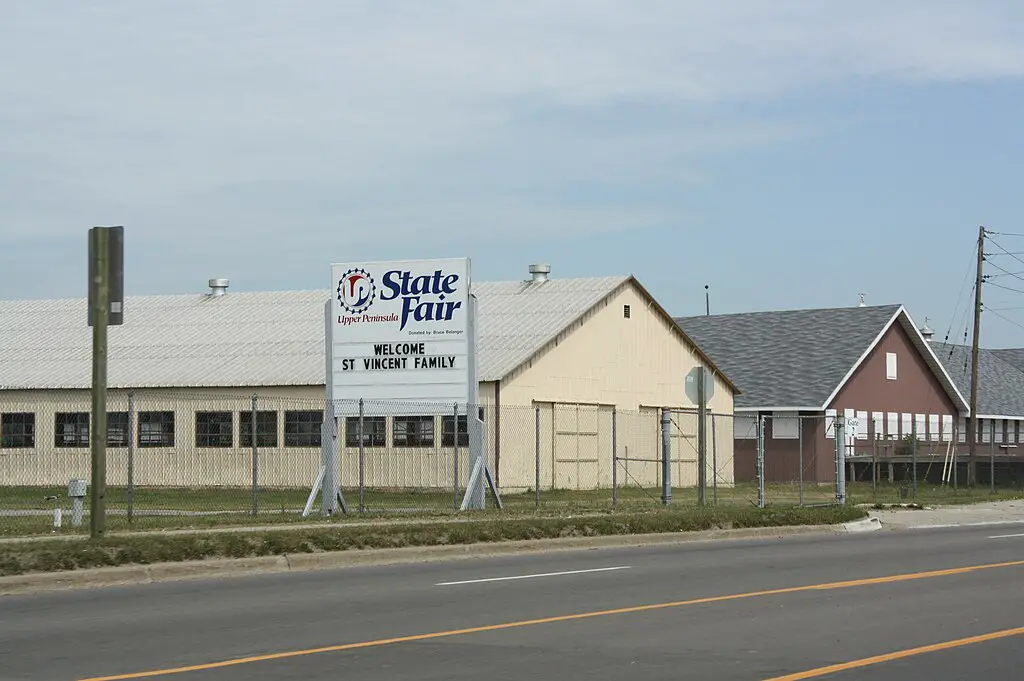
xmin=0 ymin=505 xmax=866 ymax=577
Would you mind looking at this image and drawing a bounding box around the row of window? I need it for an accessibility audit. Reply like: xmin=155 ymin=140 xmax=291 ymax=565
xmin=736 ymin=409 xmax=1023 ymax=444
xmin=0 ymin=409 xmax=482 ymax=450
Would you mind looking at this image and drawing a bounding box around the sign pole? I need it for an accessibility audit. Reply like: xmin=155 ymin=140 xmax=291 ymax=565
xmin=87 ymin=225 xmax=124 ymax=538
xmin=89 ymin=227 xmax=109 ymax=539
xmin=322 ymin=258 xmax=498 ymax=512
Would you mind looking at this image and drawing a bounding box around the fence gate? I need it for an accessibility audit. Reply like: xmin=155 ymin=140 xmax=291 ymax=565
xmin=552 ymin=403 xmax=610 ymax=489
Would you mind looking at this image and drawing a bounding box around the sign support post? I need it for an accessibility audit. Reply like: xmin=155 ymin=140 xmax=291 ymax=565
xmin=315 ymin=258 xmax=497 ymax=514
xmin=87 ymin=225 xmax=124 ymax=539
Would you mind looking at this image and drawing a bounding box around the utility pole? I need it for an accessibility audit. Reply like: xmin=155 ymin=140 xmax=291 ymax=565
xmin=968 ymin=225 xmax=985 ymax=488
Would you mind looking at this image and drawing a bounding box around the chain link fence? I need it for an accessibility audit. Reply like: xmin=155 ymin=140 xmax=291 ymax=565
xmin=5 ymin=394 xmax=1018 ymax=536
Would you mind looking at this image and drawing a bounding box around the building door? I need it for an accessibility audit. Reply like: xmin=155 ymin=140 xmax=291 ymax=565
xmin=552 ymin=403 xmax=613 ymax=489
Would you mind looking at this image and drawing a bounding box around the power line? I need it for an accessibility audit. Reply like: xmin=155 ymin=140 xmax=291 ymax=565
xmin=985 ymin=307 xmax=1024 ymax=333
xmin=986 ymin=238 xmax=1024 ymax=270
xmin=945 ymin=241 xmax=980 ymax=344
xmin=986 ymin=231 xmax=1024 ymax=237
xmin=983 ymin=260 xmax=1024 ymax=285
xmin=985 ymin=281 xmax=1024 ymax=296
xmin=947 ymin=280 xmax=974 ymax=364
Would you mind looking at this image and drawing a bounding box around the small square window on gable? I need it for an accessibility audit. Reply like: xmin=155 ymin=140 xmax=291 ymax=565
xmin=623 ymin=304 xmax=630 ymax=318
xmin=885 ymin=352 xmax=897 ymax=380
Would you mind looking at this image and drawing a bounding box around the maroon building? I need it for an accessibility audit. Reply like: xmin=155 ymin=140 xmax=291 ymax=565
xmin=675 ymin=303 xmax=969 ymax=484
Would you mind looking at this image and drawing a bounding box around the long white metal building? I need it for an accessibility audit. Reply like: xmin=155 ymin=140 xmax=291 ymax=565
xmin=0 ymin=265 xmax=738 ymax=492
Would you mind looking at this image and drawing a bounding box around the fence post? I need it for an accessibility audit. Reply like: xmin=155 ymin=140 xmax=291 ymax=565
xmin=661 ymin=409 xmax=672 ymax=505
xmin=711 ymin=413 xmax=718 ymax=505
xmin=250 ymin=395 xmax=258 ymax=516
xmin=911 ymin=419 xmax=918 ymax=500
xmin=127 ymin=391 xmax=135 ymax=523
xmin=872 ymin=435 xmax=878 ymax=498
xmin=756 ymin=414 xmax=765 ymax=508
xmin=535 ymin=405 xmax=541 ymax=508
xmin=835 ymin=418 xmax=847 ymax=505
xmin=359 ymin=398 xmax=366 ymax=513
xmin=611 ymin=408 xmax=618 ymax=507
xmin=798 ymin=416 xmax=804 ymax=506
xmin=453 ymin=402 xmax=459 ymax=511
xmin=991 ymin=419 xmax=996 ymax=494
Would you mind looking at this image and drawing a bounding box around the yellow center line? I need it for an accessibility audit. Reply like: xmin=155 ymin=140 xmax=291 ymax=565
xmin=79 ymin=559 xmax=1024 ymax=681
xmin=764 ymin=626 xmax=1024 ymax=680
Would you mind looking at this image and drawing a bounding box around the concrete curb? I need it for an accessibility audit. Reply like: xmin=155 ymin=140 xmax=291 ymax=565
xmin=0 ymin=523 xmax=847 ymax=596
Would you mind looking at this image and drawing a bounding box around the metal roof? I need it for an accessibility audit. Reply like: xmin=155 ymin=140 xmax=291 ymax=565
xmin=675 ymin=304 xmax=968 ymax=412
xmin=0 ymin=276 xmax=634 ymax=390
xmin=932 ymin=343 xmax=1024 ymax=418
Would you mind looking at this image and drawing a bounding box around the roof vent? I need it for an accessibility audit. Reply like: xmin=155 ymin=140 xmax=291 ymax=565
xmin=529 ymin=263 xmax=551 ymax=283
xmin=208 ymin=278 xmax=229 ymax=296
xmin=857 ymin=293 xmax=866 ymax=307
xmin=920 ymin=317 xmax=934 ymax=341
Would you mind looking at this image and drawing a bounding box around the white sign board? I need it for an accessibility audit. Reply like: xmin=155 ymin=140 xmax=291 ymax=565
xmin=328 ymin=258 xmax=473 ymax=414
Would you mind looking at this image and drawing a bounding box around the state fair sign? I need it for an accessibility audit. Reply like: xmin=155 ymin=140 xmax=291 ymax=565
xmin=328 ymin=258 xmax=474 ymax=414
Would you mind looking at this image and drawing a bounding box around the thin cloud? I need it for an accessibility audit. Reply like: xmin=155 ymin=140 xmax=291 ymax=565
xmin=1 ymin=0 xmax=1022 ymax=263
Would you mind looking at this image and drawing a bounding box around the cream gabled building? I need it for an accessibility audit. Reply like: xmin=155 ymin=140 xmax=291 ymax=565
xmin=0 ymin=266 xmax=737 ymax=492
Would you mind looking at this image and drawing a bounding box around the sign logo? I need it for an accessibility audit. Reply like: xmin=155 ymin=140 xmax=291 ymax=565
xmin=337 ymin=268 xmax=376 ymax=314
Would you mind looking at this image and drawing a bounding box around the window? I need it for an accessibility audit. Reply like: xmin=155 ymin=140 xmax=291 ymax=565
xmin=856 ymin=411 xmax=869 ymax=440
xmin=887 ymin=413 xmax=899 ymax=439
xmin=240 ymin=410 xmax=279 ymax=448
xmin=284 ymin=410 xmax=322 ymax=447
xmin=623 ymin=304 xmax=631 ymax=318
xmin=393 ymin=415 xmax=434 ymax=447
xmin=886 ymin=352 xmax=897 ymax=380
xmin=734 ymin=415 xmax=758 ymax=439
xmin=981 ymin=418 xmax=992 ymax=443
xmin=195 ymin=411 xmax=233 ymax=448
xmin=55 ymin=412 xmax=90 ymax=448
xmin=871 ymin=412 xmax=884 ymax=439
xmin=441 ymin=415 xmax=470 ymax=447
xmin=825 ymin=409 xmax=837 ymax=439
xmin=344 ymin=416 xmax=386 ymax=447
xmin=54 ymin=412 xmax=129 ymax=448
xmin=941 ymin=415 xmax=954 ymax=442
xmin=1 ymin=413 xmax=35 ymax=448
xmin=139 ymin=411 xmax=174 ymax=447
xmin=771 ymin=411 xmax=799 ymax=439
xmin=958 ymin=416 xmax=967 ymax=443
xmin=107 ymin=412 xmax=129 ymax=447
xmin=928 ymin=415 xmax=940 ymax=442
xmin=901 ymin=413 xmax=912 ymax=438
xmin=914 ymin=414 xmax=926 ymax=439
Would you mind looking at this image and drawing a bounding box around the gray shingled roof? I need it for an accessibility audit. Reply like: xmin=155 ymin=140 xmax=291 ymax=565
xmin=990 ymin=348 xmax=1024 ymax=374
xmin=675 ymin=304 xmax=967 ymax=411
xmin=0 ymin=276 xmax=636 ymax=389
xmin=932 ymin=343 xmax=1024 ymax=417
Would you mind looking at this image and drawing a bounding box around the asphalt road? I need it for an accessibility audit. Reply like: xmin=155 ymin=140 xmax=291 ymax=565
xmin=2 ymin=524 xmax=1024 ymax=681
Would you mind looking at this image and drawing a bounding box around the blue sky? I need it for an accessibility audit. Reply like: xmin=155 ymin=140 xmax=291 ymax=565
xmin=3 ymin=1 xmax=1024 ymax=347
